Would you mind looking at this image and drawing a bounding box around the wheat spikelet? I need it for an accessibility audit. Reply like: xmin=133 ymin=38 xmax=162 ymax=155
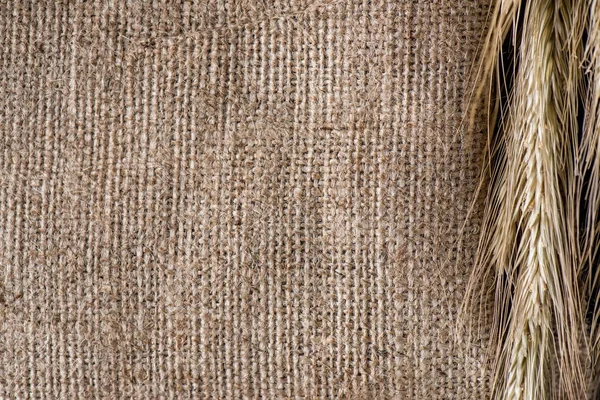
xmin=466 ymin=0 xmax=587 ymax=398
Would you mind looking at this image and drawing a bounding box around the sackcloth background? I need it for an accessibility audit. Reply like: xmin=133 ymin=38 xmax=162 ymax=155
xmin=0 ymin=1 xmax=492 ymax=398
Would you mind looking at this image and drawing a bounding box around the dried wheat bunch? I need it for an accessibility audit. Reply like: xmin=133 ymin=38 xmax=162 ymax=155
xmin=465 ymin=0 xmax=588 ymax=398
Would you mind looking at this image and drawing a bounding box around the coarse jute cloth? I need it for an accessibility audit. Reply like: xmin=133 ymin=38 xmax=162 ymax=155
xmin=0 ymin=1 xmax=491 ymax=398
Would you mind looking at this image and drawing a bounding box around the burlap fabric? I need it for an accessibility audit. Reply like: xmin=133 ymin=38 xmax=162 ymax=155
xmin=0 ymin=1 xmax=491 ymax=398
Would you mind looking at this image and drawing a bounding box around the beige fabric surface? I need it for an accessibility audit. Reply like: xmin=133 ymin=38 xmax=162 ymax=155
xmin=0 ymin=1 xmax=491 ymax=398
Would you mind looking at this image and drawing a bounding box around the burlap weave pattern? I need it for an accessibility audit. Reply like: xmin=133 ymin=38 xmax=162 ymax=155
xmin=0 ymin=1 xmax=490 ymax=398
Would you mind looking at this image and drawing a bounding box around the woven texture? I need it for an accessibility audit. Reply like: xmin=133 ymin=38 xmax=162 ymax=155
xmin=0 ymin=1 xmax=490 ymax=398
